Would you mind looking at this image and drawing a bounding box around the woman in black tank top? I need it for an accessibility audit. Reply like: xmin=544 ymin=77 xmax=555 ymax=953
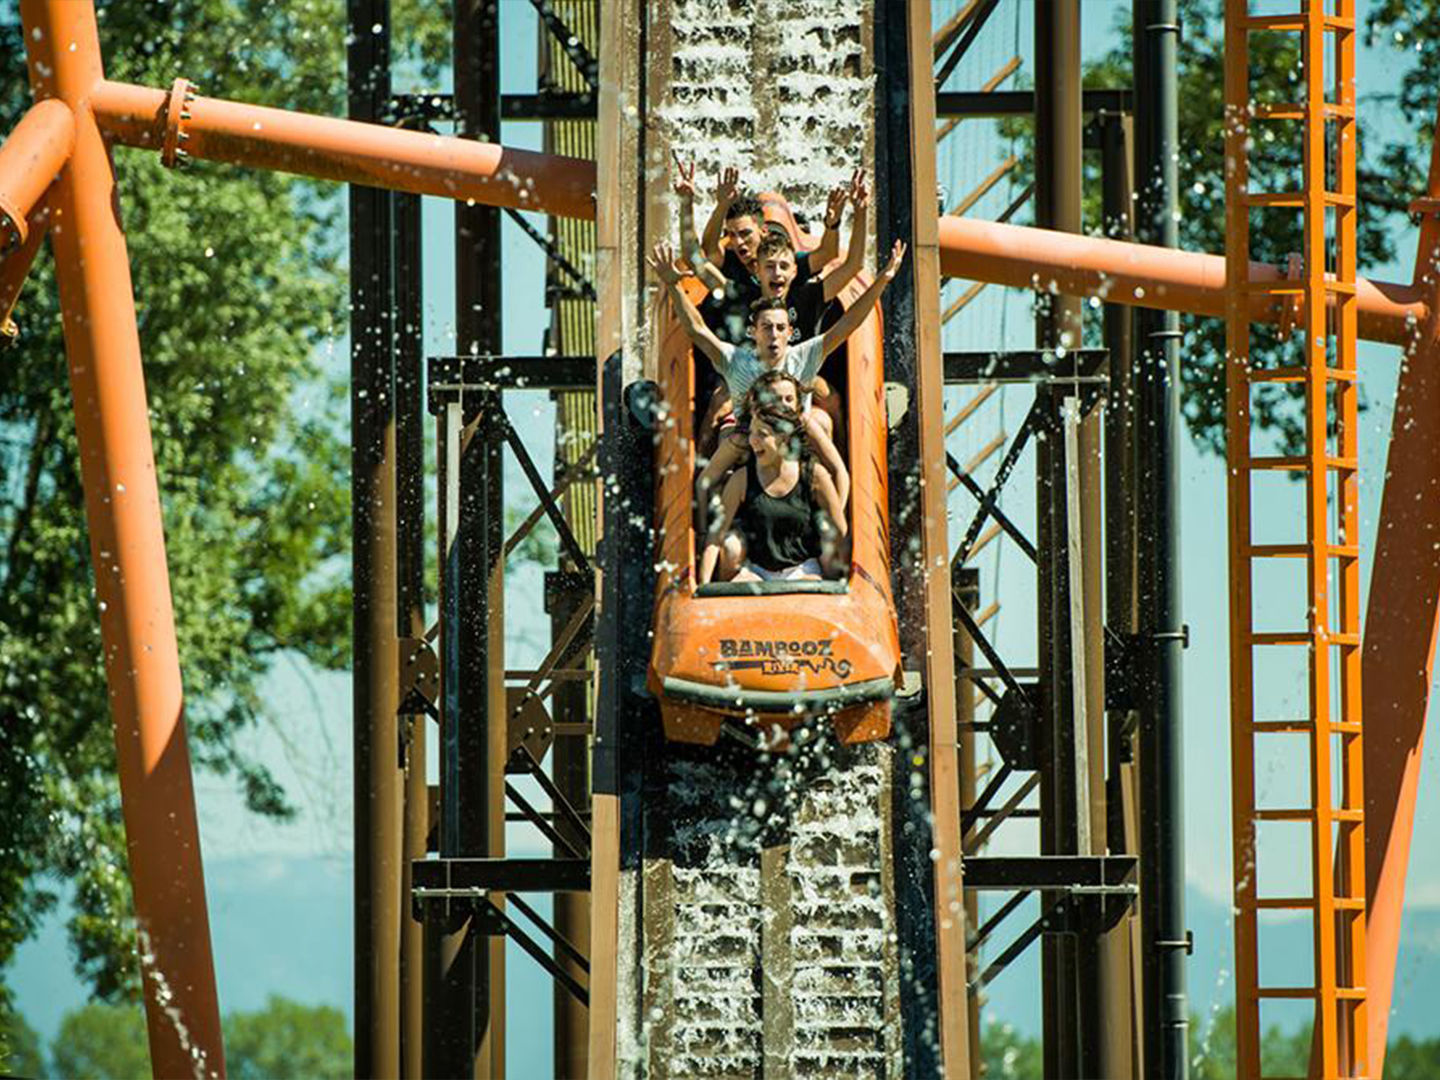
xmin=698 ymin=403 xmax=847 ymax=584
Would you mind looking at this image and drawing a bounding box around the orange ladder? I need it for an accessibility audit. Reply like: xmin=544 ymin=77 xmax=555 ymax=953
xmin=1223 ymin=1 xmax=1367 ymax=1076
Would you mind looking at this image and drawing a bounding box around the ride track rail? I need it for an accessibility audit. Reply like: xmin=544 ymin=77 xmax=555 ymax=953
xmin=588 ymin=2 xmax=968 ymax=1075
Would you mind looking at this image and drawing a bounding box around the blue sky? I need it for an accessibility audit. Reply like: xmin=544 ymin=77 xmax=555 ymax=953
xmin=11 ymin=0 xmax=1440 ymax=1068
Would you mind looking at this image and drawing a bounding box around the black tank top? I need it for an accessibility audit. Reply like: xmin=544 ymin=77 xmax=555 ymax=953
xmin=735 ymin=457 xmax=822 ymax=572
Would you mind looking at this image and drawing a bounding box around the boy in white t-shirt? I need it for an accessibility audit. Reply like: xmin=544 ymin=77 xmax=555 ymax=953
xmin=648 ymin=237 xmax=907 ymax=527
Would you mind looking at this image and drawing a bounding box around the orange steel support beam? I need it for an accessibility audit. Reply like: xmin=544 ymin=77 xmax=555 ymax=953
xmin=1362 ymin=102 xmax=1440 ymax=1079
xmin=937 ymin=213 xmax=1424 ymax=345
xmin=19 ymin=3 xmax=226 ymax=1077
xmin=90 ymin=80 xmax=596 ymax=221
xmin=0 ymin=99 xmax=72 ymax=249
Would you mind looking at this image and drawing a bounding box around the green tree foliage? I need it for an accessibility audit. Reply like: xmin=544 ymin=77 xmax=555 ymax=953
xmin=48 ymin=1002 xmax=150 ymax=1080
xmin=985 ymin=1007 xmax=1440 ymax=1078
xmin=981 ymin=1020 xmax=1044 ymax=1079
xmin=1082 ymin=0 xmax=1403 ymax=456
xmin=1384 ymin=1032 xmax=1440 ymax=1079
xmin=1362 ymin=3 xmax=1440 ymax=212
xmin=40 ymin=995 xmax=350 ymax=1079
xmin=0 ymin=1006 xmax=44 ymax=1078
xmin=223 ymin=995 xmax=350 ymax=1080
xmin=1191 ymin=1007 xmax=1313 ymax=1077
xmin=1189 ymin=1004 xmax=1237 ymax=1080
xmin=0 ymin=0 xmax=444 ymax=1023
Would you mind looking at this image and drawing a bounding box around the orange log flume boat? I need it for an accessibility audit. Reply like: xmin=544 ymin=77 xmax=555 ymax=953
xmin=646 ymin=198 xmax=903 ymax=747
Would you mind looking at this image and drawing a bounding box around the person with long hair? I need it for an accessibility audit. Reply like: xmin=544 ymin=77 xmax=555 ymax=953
xmin=698 ymin=400 xmax=847 ymax=584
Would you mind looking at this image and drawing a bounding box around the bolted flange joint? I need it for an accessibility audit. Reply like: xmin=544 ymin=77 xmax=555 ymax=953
xmin=160 ymin=77 xmax=197 ymax=169
xmin=0 ymin=196 xmax=25 ymax=254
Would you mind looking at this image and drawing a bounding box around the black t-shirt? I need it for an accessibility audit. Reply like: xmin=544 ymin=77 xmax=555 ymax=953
xmin=784 ymin=276 xmax=830 ymax=343
xmin=736 ymin=458 xmax=823 ymax=571
xmin=699 ymin=248 xmax=817 ymax=345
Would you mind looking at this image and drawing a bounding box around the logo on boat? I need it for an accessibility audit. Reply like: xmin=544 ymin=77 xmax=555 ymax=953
xmin=712 ymin=638 xmax=853 ymax=679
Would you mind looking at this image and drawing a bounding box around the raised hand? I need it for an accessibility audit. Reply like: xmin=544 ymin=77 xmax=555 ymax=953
xmin=715 ymin=165 xmax=741 ymax=204
xmin=823 ymin=183 xmax=848 ymax=230
xmin=671 ymin=152 xmax=697 ymax=199
xmin=848 ymin=168 xmax=869 ymax=211
xmin=882 ymin=239 xmax=908 ymax=281
xmin=647 ymin=241 xmax=683 ymax=285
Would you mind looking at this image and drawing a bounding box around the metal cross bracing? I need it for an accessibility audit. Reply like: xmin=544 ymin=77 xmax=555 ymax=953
xmin=360 ymin=2 xmax=605 ymax=1075
xmin=1223 ymin=3 xmax=1367 ymax=1077
xmin=941 ymin=346 xmax=1143 ymax=1078
xmin=934 ymin=4 xmax=1151 ymax=1072
xmin=417 ymin=345 xmax=604 ymax=1076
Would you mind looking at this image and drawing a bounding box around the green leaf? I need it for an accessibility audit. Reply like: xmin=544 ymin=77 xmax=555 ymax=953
xmin=0 ymin=0 xmax=441 ymax=1007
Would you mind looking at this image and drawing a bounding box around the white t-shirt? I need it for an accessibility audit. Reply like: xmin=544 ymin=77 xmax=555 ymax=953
xmin=712 ymin=336 xmax=826 ymax=418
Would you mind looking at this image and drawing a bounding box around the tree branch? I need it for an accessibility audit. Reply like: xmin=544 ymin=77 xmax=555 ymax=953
xmin=2 ymin=413 xmax=54 ymax=597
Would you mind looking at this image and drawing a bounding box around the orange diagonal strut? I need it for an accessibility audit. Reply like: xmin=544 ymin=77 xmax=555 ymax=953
xmin=20 ymin=1 xmax=226 ymax=1075
xmin=1361 ymin=97 xmax=1440 ymax=1079
xmin=0 ymin=98 xmax=72 ymax=248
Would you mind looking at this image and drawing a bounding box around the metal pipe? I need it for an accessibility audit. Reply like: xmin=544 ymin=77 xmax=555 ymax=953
xmin=584 ymin=1 xmax=634 ymax=1070
xmin=1034 ymin=5 xmax=1091 ymax=1073
xmin=1361 ymin=99 xmax=1440 ymax=1078
xmin=18 ymin=3 xmax=225 ymax=1077
xmin=540 ymin=5 xmax=599 ymax=1069
xmin=453 ymin=4 xmax=505 ymax=1076
xmin=347 ymin=0 xmax=402 ymax=1071
xmin=0 ymin=99 xmax=73 ymax=250
xmin=1133 ymin=3 xmax=1188 ymax=1077
xmin=953 ymin=567 xmax=983 ymax=1080
xmin=90 ymin=79 xmax=596 ymax=221
xmin=549 ymin=573 xmax=592 ymax=1080
xmin=936 ymin=214 xmax=1425 ymax=345
xmin=394 ymin=185 xmax=427 ymax=1080
xmin=879 ymin=2 xmax=972 ymax=1074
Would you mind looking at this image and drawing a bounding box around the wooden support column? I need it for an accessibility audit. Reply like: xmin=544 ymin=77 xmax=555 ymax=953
xmin=347 ymin=0 xmax=403 ymax=1073
xmin=878 ymin=2 xmax=972 ymax=1074
xmin=586 ymin=0 xmax=643 ymax=1075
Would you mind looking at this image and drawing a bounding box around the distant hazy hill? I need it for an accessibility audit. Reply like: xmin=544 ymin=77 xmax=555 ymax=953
xmin=13 ymin=859 xmax=1439 ymax=1062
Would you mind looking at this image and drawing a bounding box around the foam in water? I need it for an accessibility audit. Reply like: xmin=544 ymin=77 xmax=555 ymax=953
xmin=661 ymin=0 xmax=873 ymax=227
xmin=632 ymin=2 xmax=914 ymax=1075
